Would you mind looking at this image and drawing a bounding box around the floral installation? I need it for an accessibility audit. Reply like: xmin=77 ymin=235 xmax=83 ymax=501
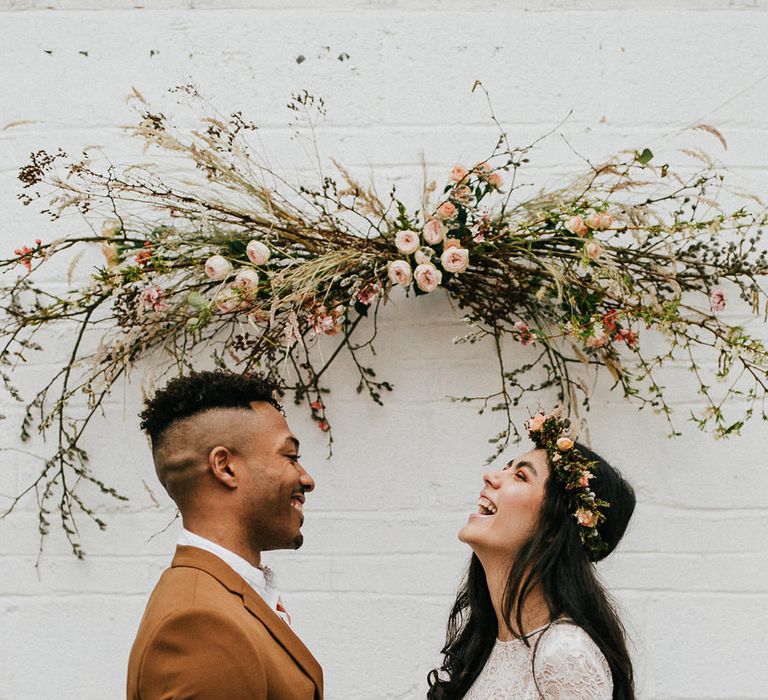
xmin=525 ymin=407 xmax=609 ymax=558
xmin=1 ymin=83 xmax=767 ymax=555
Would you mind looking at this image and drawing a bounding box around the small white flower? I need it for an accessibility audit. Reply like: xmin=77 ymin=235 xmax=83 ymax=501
xmin=246 ymin=240 xmax=271 ymax=266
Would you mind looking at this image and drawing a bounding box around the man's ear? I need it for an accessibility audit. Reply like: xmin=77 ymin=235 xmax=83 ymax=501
xmin=208 ymin=445 xmax=238 ymax=489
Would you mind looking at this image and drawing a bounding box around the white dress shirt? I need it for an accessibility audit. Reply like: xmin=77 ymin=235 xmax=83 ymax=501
xmin=177 ymin=528 xmax=291 ymax=625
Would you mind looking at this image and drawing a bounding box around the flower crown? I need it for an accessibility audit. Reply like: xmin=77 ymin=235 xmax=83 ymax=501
xmin=525 ymin=407 xmax=610 ymax=558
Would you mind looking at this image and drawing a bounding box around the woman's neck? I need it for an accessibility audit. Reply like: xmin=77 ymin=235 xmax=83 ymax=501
xmin=480 ymin=553 xmax=552 ymax=641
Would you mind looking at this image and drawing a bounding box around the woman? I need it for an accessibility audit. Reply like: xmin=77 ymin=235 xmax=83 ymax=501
xmin=427 ymin=408 xmax=636 ymax=699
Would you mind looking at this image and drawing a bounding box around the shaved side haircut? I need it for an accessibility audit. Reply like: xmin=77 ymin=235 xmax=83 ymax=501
xmin=139 ymin=371 xmax=283 ymax=507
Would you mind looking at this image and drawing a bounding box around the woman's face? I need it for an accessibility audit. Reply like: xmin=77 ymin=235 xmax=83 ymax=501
xmin=458 ymin=448 xmax=550 ymax=557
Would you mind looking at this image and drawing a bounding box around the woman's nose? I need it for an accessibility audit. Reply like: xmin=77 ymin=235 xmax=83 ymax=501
xmin=483 ymin=470 xmax=501 ymax=487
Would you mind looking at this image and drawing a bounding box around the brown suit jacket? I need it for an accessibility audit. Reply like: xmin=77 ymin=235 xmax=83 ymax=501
xmin=127 ymin=546 xmax=323 ymax=700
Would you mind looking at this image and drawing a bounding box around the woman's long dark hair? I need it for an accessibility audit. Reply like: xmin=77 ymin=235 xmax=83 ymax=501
xmin=427 ymin=443 xmax=636 ymax=700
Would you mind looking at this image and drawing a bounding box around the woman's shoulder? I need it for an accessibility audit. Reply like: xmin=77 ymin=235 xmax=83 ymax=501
xmin=532 ymin=620 xmax=613 ymax=697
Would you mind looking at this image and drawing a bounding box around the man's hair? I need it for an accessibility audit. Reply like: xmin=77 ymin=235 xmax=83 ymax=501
xmin=139 ymin=370 xmax=282 ymax=445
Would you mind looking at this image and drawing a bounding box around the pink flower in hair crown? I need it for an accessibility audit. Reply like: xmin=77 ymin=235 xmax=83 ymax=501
xmin=526 ymin=412 xmax=547 ymax=432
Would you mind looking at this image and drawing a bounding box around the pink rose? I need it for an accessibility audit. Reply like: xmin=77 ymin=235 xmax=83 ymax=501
xmin=423 ymin=219 xmax=447 ymax=245
xmin=395 ymin=230 xmax=420 ymax=255
xmin=486 ymin=172 xmax=503 ymax=190
xmin=526 ymin=412 xmax=546 ymax=432
xmin=473 ymin=162 xmax=492 ymax=175
xmin=585 ymin=240 xmax=602 ymax=260
xmin=413 ymin=263 xmax=443 ymax=293
xmin=710 ymin=288 xmax=726 ymax=312
xmin=437 ymin=201 xmax=458 ymax=220
xmin=246 ymin=240 xmax=271 ymax=266
xmin=565 ymin=216 xmax=589 ymax=237
xmin=440 ymin=247 xmax=470 ymax=274
xmin=233 ymin=268 xmax=260 ymax=293
xmin=388 ymin=260 xmax=412 ymax=286
xmin=575 ymin=508 xmax=597 ymax=528
xmin=443 ymin=237 xmax=461 ymax=250
xmin=205 ymin=254 xmax=232 ymax=281
xmin=450 ymin=165 xmax=468 ymax=183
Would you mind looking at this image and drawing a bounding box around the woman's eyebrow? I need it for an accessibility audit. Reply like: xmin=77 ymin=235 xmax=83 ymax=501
xmin=512 ymin=460 xmax=538 ymax=477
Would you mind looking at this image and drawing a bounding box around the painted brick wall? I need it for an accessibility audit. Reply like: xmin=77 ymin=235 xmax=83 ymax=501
xmin=1 ymin=2 xmax=767 ymax=699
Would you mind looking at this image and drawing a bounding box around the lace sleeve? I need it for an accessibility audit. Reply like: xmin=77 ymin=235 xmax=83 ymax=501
xmin=532 ymin=623 xmax=613 ymax=700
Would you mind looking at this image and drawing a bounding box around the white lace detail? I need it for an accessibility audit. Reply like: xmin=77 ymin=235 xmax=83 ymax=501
xmin=463 ymin=621 xmax=613 ymax=700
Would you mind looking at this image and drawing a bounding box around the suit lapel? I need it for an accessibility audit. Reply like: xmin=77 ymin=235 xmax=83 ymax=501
xmin=171 ymin=546 xmax=323 ymax=697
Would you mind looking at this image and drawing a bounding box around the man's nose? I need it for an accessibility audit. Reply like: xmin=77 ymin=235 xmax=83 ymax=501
xmin=299 ymin=467 xmax=315 ymax=493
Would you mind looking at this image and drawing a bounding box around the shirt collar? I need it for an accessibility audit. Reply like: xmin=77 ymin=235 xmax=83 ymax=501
xmin=177 ymin=528 xmax=280 ymax=610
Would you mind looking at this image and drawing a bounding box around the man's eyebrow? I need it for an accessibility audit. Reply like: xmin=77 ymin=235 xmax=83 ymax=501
xmin=511 ymin=460 xmax=538 ymax=477
xmin=282 ymin=436 xmax=300 ymax=451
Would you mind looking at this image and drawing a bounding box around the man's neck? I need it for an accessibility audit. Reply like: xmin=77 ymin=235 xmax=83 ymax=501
xmin=181 ymin=521 xmax=262 ymax=568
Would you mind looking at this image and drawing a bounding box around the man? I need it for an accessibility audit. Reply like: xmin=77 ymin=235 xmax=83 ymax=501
xmin=127 ymin=370 xmax=322 ymax=699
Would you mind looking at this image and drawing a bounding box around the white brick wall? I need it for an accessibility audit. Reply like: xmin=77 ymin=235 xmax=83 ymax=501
xmin=1 ymin=2 xmax=767 ymax=698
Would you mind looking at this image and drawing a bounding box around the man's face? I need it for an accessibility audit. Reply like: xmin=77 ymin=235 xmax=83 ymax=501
xmin=235 ymin=402 xmax=315 ymax=552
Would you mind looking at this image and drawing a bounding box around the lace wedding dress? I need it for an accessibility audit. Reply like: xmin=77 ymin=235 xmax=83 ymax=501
xmin=463 ymin=620 xmax=613 ymax=699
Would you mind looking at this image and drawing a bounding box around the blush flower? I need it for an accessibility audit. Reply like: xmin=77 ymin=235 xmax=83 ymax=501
xmin=450 ymin=164 xmax=469 ymax=183
xmin=526 ymin=412 xmax=546 ymax=432
xmin=440 ymin=247 xmax=470 ymax=274
xmin=233 ymin=268 xmax=260 ymax=294
xmin=486 ymin=172 xmax=503 ymax=190
xmin=710 ymin=288 xmax=726 ymax=312
xmin=565 ymin=216 xmax=589 ymax=237
xmin=388 ymin=260 xmax=413 ymax=286
xmin=437 ymin=201 xmax=458 ymax=220
xmin=395 ymin=230 xmax=420 ymax=255
xmin=450 ymin=185 xmax=472 ymax=205
xmin=443 ymin=237 xmax=461 ymax=250
xmin=423 ymin=219 xmax=447 ymax=245
xmin=140 ymin=286 xmax=167 ymax=313
xmin=585 ymin=240 xmax=602 ymax=260
xmin=575 ymin=508 xmax=598 ymax=528
xmin=586 ymin=212 xmax=612 ymax=230
xmin=205 ymin=254 xmax=232 ymax=281
xmin=246 ymin=240 xmax=271 ymax=266
xmin=413 ymin=263 xmax=443 ymax=293
xmin=514 ymin=320 xmax=535 ymax=345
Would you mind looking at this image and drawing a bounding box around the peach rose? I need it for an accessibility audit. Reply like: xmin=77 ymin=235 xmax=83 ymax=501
xmin=575 ymin=508 xmax=598 ymax=528
xmin=585 ymin=240 xmax=602 ymax=260
xmin=473 ymin=161 xmax=492 ymax=175
xmin=205 ymin=254 xmax=232 ymax=281
xmin=413 ymin=263 xmax=443 ymax=293
xmin=443 ymin=237 xmax=461 ymax=250
xmin=565 ymin=216 xmax=589 ymax=237
xmin=486 ymin=172 xmax=503 ymax=190
xmin=423 ymin=219 xmax=447 ymax=245
xmin=395 ymin=230 xmax=420 ymax=255
xmin=578 ymin=471 xmax=594 ymax=488
xmin=556 ymin=436 xmax=574 ymax=451
xmin=440 ymin=247 xmax=470 ymax=274
xmin=246 ymin=240 xmax=271 ymax=266
xmin=388 ymin=260 xmax=412 ymax=286
xmin=450 ymin=165 xmax=469 ymax=183
xmin=437 ymin=201 xmax=458 ymax=220
xmin=527 ymin=412 xmax=546 ymax=432
xmin=586 ymin=212 xmax=612 ymax=230
xmin=233 ymin=268 xmax=260 ymax=293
